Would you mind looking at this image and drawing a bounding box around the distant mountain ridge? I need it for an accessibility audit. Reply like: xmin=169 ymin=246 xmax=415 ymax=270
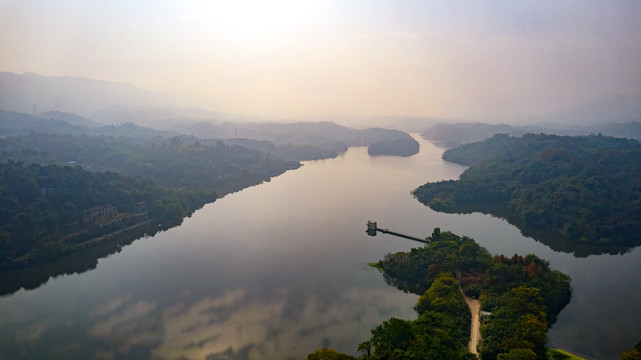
xmin=516 ymin=94 xmax=641 ymax=126
xmin=0 ymin=108 xmax=176 ymax=138
xmin=3 ymin=72 xmax=640 ymax=132
xmin=37 ymin=110 xmax=103 ymax=128
xmin=423 ymin=120 xmax=641 ymax=148
xmin=0 ymin=107 xmax=419 ymax=157
xmin=0 ymin=72 xmax=251 ymax=129
xmin=0 ymin=71 xmax=158 ymax=117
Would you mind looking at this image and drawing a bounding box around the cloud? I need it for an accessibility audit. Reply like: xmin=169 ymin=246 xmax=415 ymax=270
xmin=1 ymin=0 xmax=639 ymax=120
xmin=12 ymin=321 xmax=50 ymax=344
xmin=148 ymin=285 xmax=414 ymax=359
xmin=87 ymin=299 xmax=160 ymax=359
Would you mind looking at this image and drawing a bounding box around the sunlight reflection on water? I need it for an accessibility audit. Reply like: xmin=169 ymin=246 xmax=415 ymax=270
xmin=0 ymin=137 xmax=639 ymax=359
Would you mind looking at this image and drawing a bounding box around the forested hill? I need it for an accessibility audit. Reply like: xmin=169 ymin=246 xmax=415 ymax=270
xmin=413 ymin=134 xmax=641 ymax=251
xmin=0 ymin=133 xmax=299 ymax=196
xmin=1 ymin=108 xmax=419 ymax=158
xmin=421 ymin=121 xmax=641 ymax=148
xmin=0 ymin=132 xmax=300 ymax=272
xmin=0 ymin=161 xmax=215 ymax=270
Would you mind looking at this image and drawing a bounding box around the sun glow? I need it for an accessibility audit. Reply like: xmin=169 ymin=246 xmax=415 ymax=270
xmin=188 ymin=0 xmax=327 ymax=44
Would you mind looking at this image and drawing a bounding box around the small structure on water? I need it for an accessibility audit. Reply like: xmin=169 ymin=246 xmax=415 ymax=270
xmin=366 ymin=220 xmax=428 ymax=244
xmin=367 ymin=220 xmax=378 ymax=236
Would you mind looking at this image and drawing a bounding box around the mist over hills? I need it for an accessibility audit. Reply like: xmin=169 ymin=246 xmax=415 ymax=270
xmin=0 ymin=72 xmax=421 ymax=155
xmin=0 ymin=107 xmax=420 ymax=159
xmin=1 ymin=107 xmax=414 ymax=146
xmin=515 ymin=94 xmax=641 ymax=127
xmin=0 ymin=109 xmax=86 ymax=136
xmin=0 ymin=72 xmax=157 ymax=117
xmin=422 ymin=120 xmax=641 ymax=148
xmin=2 ymin=71 xmax=640 ymax=156
xmin=0 ymin=72 xmax=253 ymax=129
xmin=37 ymin=110 xmax=103 ymax=128
xmin=3 ymin=72 xmax=641 ymax=133
xmin=0 ymin=109 xmax=177 ymax=139
xmin=420 ymin=96 xmax=641 ymax=148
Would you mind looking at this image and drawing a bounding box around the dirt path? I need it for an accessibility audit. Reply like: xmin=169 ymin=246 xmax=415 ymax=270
xmin=464 ymin=295 xmax=481 ymax=356
xmin=457 ymin=272 xmax=481 ymax=357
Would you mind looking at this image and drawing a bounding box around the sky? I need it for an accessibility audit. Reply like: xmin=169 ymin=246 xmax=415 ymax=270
xmin=1 ymin=0 xmax=640 ymax=120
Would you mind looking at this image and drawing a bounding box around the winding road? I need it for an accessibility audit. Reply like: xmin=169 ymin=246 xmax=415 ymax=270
xmin=457 ymin=272 xmax=481 ymax=357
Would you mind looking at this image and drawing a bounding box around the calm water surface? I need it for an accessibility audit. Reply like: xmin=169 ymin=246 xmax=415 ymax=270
xmin=0 ymin=136 xmax=639 ymax=359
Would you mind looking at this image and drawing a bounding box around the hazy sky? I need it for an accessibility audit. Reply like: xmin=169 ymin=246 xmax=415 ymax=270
xmin=1 ymin=0 xmax=640 ymax=120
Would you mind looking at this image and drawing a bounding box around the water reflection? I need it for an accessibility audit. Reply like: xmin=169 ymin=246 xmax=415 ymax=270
xmin=145 ymin=286 xmax=410 ymax=360
xmin=1 ymin=137 xmax=640 ymax=359
xmin=0 ymin=222 xmax=177 ymax=297
xmin=6 ymin=282 xmax=417 ymax=359
xmin=425 ymin=203 xmax=634 ymax=257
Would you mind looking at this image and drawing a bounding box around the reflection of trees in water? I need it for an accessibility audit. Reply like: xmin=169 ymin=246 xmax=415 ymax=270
xmin=0 ymin=222 xmax=173 ymax=296
xmin=418 ymin=201 xmax=632 ymax=257
xmin=415 ymin=134 xmax=641 ymax=256
xmin=382 ymin=271 xmax=425 ymax=296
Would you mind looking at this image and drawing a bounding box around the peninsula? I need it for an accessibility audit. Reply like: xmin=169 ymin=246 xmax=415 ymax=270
xmin=413 ymin=134 xmax=641 ymax=253
xmin=306 ymin=228 xmax=572 ymax=359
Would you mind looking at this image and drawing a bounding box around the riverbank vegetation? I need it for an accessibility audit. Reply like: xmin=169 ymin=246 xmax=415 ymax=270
xmin=0 ymin=133 xmax=300 ymax=195
xmin=413 ymin=134 xmax=641 ymax=251
xmin=306 ymin=229 xmax=572 ymax=359
xmin=546 ymin=348 xmax=587 ymax=360
xmin=0 ymin=117 xmax=419 ymax=284
xmin=0 ymin=131 xmax=310 ymax=287
xmin=0 ymin=130 xmax=304 ymax=271
xmin=0 ymin=161 xmax=215 ymax=270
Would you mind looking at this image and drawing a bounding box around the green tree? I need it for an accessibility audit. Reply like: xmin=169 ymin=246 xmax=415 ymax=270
xmin=413 ymin=134 xmax=641 ymax=252
xmin=497 ymin=348 xmax=538 ymax=360
xmin=370 ymin=318 xmax=414 ymax=358
xmin=357 ymin=340 xmax=372 ymax=358
xmin=414 ymin=272 xmax=465 ymax=316
xmin=59 ymin=201 xmax=78 ymax=226
xmin=305 ymin=348 xmax=355 ymax=360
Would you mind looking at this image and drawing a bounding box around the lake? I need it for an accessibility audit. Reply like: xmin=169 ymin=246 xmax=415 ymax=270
xmin=0 ymin=136 xmax=639 ymax=359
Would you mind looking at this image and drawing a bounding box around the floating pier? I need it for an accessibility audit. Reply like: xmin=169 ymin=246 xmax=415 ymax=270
xmin=366 ymin=220 xmax=428 ymax=244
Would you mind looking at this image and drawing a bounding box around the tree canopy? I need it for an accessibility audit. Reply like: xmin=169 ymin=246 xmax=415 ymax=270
xmin=0 ymin=161 xmax=215 ymax=269
xmin=0 ymin=133 xmax=300 ymax=195
xmin=308 ymin=229 xmax=572 ymax=360
xmin=414 ymin=134 xmax=641 ymax=253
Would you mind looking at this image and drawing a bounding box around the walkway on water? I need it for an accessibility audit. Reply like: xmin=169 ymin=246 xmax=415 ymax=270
xmin=366 ymin=222 xmax=480 ymax=356
xmin=457 ymin=271 xmax=481 ymax=357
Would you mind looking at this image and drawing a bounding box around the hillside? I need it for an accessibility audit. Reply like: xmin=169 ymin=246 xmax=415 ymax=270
xmin=0 ymin=161 xmax=215 ymax=270
xmin=421 ymin=121 xmax=641 ymax=148
xmin=413 ymin=134 xmax=641 ymax=253
xmin=0 ymin=108 xmax=177 ymax=138
xmin=38 ymin=110 xmax=103 ymax=128
xmin=0 ymin=72 xmax=251 ymax=128
xmin=176 ymin=120 xmax=420 ymax=156
xmin=516 ymin=94 xmax=641 ymax=126
xmin=0 ymin=133 xmax=299 ymax=196
xmin=2 ymin=107 xmax=418 ymax=157
xmin=0 ymin=132 xmax=300 ymax=272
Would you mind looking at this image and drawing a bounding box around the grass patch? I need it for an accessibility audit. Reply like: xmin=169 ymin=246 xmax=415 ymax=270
xmin=547 ymin=348 xmax=587 ymax=360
